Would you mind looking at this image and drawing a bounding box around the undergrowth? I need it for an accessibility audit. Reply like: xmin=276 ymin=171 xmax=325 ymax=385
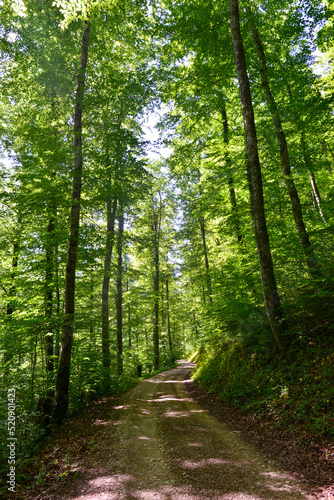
xmin=193 ymin=323 xmax=334 ymax=437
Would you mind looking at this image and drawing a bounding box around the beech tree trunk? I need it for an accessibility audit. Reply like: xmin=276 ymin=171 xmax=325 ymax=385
xmin=116 ymin=203 xmax=124 ymax=375
xmin=221 ymin=107 xmax=244 ymax=245
xmin=30 ymin=332 xmax=38 ymax=411
xmin=53 ymin=22 xmax=90 ymax=424
xmin=153 ymin=235 xmax=160 ymax=371
xmin=249 ymin=17 xmax=324 ymax=281
xmin=54 ymin=244 xmax=61 ymax=369
xmin=166 ymin=277 xmax=174 ymax=363
xmin=323 ymin=141 xmax=333 ymax=174
xmin=126 ymin=278 xmax=132 ymax=349
xmin=230 ymin=0 xmax=288 ymax=347
xmin=300 ymin=132 xmax=327 ymax=227
xmin=44 ymin=96 xmax=60 ymax=377
xmin=199 ymin=217 xmax=212 ymax=302
xmin=101 ymin=197 xmax=117 ymax=383
xmin=152 ymin=194 xmax=162 ymax=371
xmin=6 ymin=242 xmax=18 ymax=317
xmin=45 ymin=216 xmax=55 ymax=375
xmin=197 ymin=168 xmax=212 ymax=302
xmin=3 ymin=240 xmax=19 ymax=369
xmin=128 ymin=306 xmax=132 ymax=348
xmin=308 ymin=170 xmax=327 ymax=226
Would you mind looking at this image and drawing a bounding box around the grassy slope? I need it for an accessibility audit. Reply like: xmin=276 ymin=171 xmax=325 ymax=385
xmin=192 ymin=326 xmax=334 ymax=438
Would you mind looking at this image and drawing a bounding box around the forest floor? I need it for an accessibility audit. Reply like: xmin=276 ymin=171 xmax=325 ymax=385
xmin=13 ymin=360 xmax=334 ymax=500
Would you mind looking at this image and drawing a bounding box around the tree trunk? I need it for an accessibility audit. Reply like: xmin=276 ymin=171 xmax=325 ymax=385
xmin=101 ymin=197 xmax=117 ymax=381
xmin=30 ymin=331 xmax=38 ymax=411
xmin=152 ymin=194 xmax=161 ymax=371
xmin=127 ymin=279 xmax=132 ymax=349
xmin=53 ymin=21 xmax=90 ymax=425
xmin=193 ymin=310 xmax=199 ymax=341
xmin=89 ymin=282 xmax=94 ymax=355
xmin=45 ymin=216 xmax=55 ymax=375
xmin=201 ymin=283 xmax=206 ymax=304
xmin=153 ymin=244 xmax=160 ymax=370
xmin=116 ymin=203 xmax=124 ymax=375
xmin=300 ymin=132 xmax=327 ymax=227
xmin=54 ymin=243 xmax=61 ymax=369
xmin=166 ymin=277 xmax=174 ymax=363
xmin=6 ymin=242 xmax=18 ymax=317
xmin=308 ymin=170 xmax=327 ymax=226
xmin=44 ymin=95 xmax=60 ymax=378
xmin=3 ymin=240 xmax=19 ymax=368
xmin=199 ymin=217 xmax=212 ymax=302
xmin=230 ymin=0 xmax=288 ymax=347
xmin=221 ymin=107 xmax=244 ymax=245
xmin=249 ymin=16 xmax=324 ymax=281
xmin=323 ymin=140 xmax=333 ymax=174
xmin=196 ymin=169 xmax=212 ymax=302
xmin=128 ymin=305 xmax=132 ymax=349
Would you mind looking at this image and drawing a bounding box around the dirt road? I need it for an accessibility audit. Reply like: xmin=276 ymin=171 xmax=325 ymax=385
xmin=55 ymin=360 xmax=315 ymax=500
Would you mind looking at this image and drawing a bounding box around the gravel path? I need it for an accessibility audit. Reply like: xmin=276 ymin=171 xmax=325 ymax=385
xmin=53 ymin=360 xmax=315 ymax=500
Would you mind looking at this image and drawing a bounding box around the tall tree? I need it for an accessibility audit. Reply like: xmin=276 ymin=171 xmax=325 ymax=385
xmin=220 ymin=104 xmax=244 ymax=246
xmin=116 ymin=201 xmax=124 ymax=375
xmin=165 ymin=274 xmax=174 ymax=363
xmin=53 ymin=21 xmax=90 ymax=424
xmin=152 ymin=191 xmax=162 ymax=370
xmin=230 ymin=0 xmax=288 ymax=347
xmin=248 ymin=9 xmax=325 ymax=283
xmin=3 ymin=227 xmax=20 ymax=368
xmin=197 ymin=169 xmax=212 ymax=303
xmin=101 ymin=196 xmax=117 ymax=384
xmin=45 ymin=216 xmax=55 ymax=375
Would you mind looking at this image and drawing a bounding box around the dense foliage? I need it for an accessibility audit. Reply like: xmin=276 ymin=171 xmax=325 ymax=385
xmin=1 ymin=0 xmax=334 ymax=491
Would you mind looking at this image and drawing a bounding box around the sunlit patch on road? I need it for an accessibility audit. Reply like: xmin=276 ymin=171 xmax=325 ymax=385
xmin=176 ymin=457 xmax=252 ymax=469
xmin=92 ymin=419 xmax=110 ymax=426
xmin=161 ymin=410 xmax=191 ymax=418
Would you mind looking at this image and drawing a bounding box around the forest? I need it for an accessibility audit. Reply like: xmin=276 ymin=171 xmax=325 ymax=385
xmin=1 ymin=0 xmax=334 ymax=495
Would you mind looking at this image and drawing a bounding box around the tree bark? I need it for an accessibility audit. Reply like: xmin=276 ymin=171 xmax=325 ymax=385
xmin=128 ymin=305 xmax=132 ymax=349
xmin=196 ymin=169 xmax=212 ymax=302
xmin=230 ymin=0 xmax=288 ymax=348
xmin=300 ymin=132 xmax=328 ymax=227
xmin=116 ymin=202 xmax=124 ymax=375
xmin=44 ymin=95 xmax=60 ymax=378
xmin=6 ymin=243 xmax=18 ymax=315
xmin=153 ymin=239 xmax=160 ymax=371
xmin=3 ymin=240 xmax=19 ymax=369
xmin=45 ymin=216 xmax=55 ymax=375
xmin=89 ymin=281 xmax=94 ymax=355
xmin=30 ymin=332 xmax=39 ymax=412
xmin=53 ymin=21 xmax=90 ymax=424
xmin=308 ymin=170 xmax=327 ymax=226
xmin=101 ymin=197 xmax=117 ymax=381
xmin=54 ymin=243 xmax=61 ymax=369
xmin=249 ymin=16 xmax=324 ymax=281
xmin=199 ymin=217 xmax=212 ymax=302
xmin=221 ymin=107 xmax=244 ymax=245
xmin=126 ymin=278 xmax=132 ymax=349
xmin=152 ymin=194 xmax=162 ymax=371
xmin=323 ymin=140 xmax=333 ymax=174
xmin=166 ymin=277 xmax=174 ymax=363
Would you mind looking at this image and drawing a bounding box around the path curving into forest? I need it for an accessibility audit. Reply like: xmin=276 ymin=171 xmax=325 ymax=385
xmin=49 ymin=361 xmax=314 ymax=500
